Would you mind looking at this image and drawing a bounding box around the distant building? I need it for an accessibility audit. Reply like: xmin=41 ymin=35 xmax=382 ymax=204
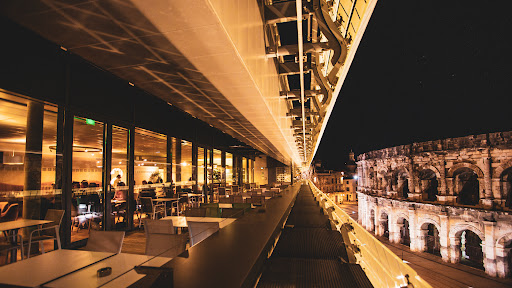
xmin=312 ymin=158 xmax=357 ymax=203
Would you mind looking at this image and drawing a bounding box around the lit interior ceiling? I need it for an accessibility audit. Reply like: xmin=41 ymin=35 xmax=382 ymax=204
xmin=0 ymin=0 xmax=377 ymax=168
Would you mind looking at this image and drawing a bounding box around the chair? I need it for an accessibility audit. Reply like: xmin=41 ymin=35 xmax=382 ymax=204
xmin=83 ymin=230 xmax=125 ymax=254
xmin=188 ymin=221 xmax=219 ymax=247
xmin=221 ymin=208 xmax=244 ymax=218
xmin=232 ymin=195 xmax=244 ymax=204
xmin=0 ymin=203 xmax=19 ymax=223
xmin=27 ymin=209 xmax=64 ymax=258
xmin=0 ymin=231 xmax=23 ymax=264
xmin=184 ymin=207 xmax=206 ymax=217
xmin=139 ymin=197 xmax=165 ymax=228
xmin=233 ymin=203 xmax=252 ymax=212
xmin=200 ymin=203 xmax=220 ymax=218
xmin=250 ymin=195 xmax=265 ymax=206
xmin=219 ymin=196 xmax=232 ymax=204
xmin=264 ymin=190 xmax=275 ymax=198
xmin=218 ymin=187 xmax=226 ymax=196
xmin=143 ymin=219 xmax=187 ymax=258
xmin=231 ymin=185 xmax=239 ymax=194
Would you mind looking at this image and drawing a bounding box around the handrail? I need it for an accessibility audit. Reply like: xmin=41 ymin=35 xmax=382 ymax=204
xmin=307 ymin=180 xmax=433 ymax=288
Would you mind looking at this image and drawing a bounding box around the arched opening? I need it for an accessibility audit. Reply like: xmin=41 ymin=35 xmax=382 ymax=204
xmin=425 ymin=223 xmax=440 ymax=256
xmin=419 ymin=169 xmax=438 ymax=201
xmin=380 ymin=213 xmax=389 ymax=239
xmin=460 ymin=230 xmax=484 ymax=270
xmin=392 ymin=169 xmax=409 ymax=199
xmin=454 ymin=168 xmax=480 ymax=205
xmin=369 ymin=209 xmax=375 ymax=232
xmin=501 ymin=168 xmax=512 ymax=208
xmin=399 ymin=218 xmax=410 ymax=247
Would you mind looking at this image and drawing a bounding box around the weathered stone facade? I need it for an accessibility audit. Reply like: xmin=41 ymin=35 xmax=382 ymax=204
xmin=357 ymin=131 xmax=512 ymax=278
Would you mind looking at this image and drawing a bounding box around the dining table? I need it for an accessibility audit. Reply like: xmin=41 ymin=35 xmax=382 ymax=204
xmin=160 ymin=216 xmax=237 ymax=229
xmin=0 ymin=249 xmax=172 ymax=288
xmin=0 ymin=249 xmax=114 ymax=287
xmin=0 ymin=219 xmax=52 ymax=262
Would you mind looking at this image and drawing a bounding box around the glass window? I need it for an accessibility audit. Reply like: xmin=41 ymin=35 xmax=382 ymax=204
xmin=72 ymin=116 xmax=103 ymax=240
xmin=226 ymin=153 xmax=233 ymax=185
xmin=249 ymin=159 xmax=254 ymax=183
xmin=111 ymin=126 xmax=129 ymax=230
xmin=242 ymin=157 xmax=247 ymax=184
xmin=213 ymin=149 xmax=222 ymax=184
xmin=181 ymin=140 xmax=192 ymax=186
xmin=198 ymin=147 xmax=205 ymax=185
xmin=134 ymin=128 xmax=167 ymax=188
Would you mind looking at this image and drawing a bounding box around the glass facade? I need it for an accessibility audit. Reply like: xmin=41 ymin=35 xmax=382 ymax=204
xmin=0 ymin=89 xmax=286 ymax=249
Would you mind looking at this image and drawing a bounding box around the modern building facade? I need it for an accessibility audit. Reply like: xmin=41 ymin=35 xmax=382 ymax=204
xmin=357 ymin=131 xmax=512 ymax=278
xmin=0 ymin=0 xmax=377 ymax=253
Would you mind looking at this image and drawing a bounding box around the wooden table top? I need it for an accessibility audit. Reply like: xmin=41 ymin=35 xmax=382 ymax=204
xmin=0 ymin=219 xmax=52 ymax=231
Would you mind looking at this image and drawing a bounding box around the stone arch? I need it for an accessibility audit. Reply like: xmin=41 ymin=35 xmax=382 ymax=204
xmin=449 ymin=223 xmax=485 ymax=241
xmin=447 ymin=162 xmax=484 ymax=178
xmin=496 ymin=233 xmax=512 ymax=249
xmin=419 ymin=164 xmax=441 ymax=179
xmin=419 ymin=218 xmax=441 ymax=232
xmin=395 ymin=212 xmax=409 ymax=224
xmin=493 ymin=159 xmax=512 ymax=179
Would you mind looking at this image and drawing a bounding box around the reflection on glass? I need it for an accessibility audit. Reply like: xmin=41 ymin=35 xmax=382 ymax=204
xmin=134 ymin=128 xmax=167 ymax=186
xmin=249 ymin=159 xmax=254 ymax=183
xmin=181 ymin=140 xmax=192 ymax=186
xmin=213 ymin=149 xmax=222 ymax=184
xmin=198 ymin=147 xmax=205 ymax=185
xmin=226 ymin=153 xmax=233 ymax=185
xmin=111 ymin=126 xmax=128 ymax=230
xmin=72 ymin=116 xmax=104 ymax=240
xmin=242 ymin=157 xmax=247 ymax=184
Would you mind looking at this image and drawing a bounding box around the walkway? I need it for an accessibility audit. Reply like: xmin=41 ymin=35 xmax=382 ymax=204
xmin=257 ymin=184 xmax=373 ymax=287
xmin=339 ymin=203 xmax=512 ymax=288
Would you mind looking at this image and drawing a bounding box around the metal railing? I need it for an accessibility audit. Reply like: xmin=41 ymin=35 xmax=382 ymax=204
xmin=308 ymin=180 xmax=432 ymax=288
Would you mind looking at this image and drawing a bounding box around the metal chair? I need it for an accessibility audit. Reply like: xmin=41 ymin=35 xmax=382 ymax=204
xmin=0 ymin=231 xmax=23 ymax=264
xmin=184 ymin=207 xmax=206 ymax=217
xmin=188 ymin=221 xmax=219 ymax=247
xmin=143 ymin=219 xmax=188 ymax=258
xmin=27 ymin=209 xmax=64 ymax=258
xmin=139 ymin=197 xmax=165 ymax=228
xmin=83 ymin=230 xmax=125 ymax=254
xmin=0 ymin=203 xmax=19 ymax=223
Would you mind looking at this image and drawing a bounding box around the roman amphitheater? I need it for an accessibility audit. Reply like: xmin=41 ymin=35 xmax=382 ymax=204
xmin=356 ymin=131 xmax=512 ymax=278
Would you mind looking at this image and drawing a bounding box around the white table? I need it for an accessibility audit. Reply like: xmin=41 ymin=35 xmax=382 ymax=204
xmin=0 ymin=219 xmax=53 ymax=261
xmin=45 ymin=253 xmax=171 ymax=288
xmin=0 ymin=249 xmax=114 ymax=287
xmin=160 ymin=216 xmax=237 ymax=229
xmin=100 ymin=257 xmax=171 ymax=288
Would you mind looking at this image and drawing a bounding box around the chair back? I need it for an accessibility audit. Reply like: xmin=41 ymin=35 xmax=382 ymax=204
xmin=232 ymin=195 xmax=244 ymax=204
xmin=0 ymin=202 xmax=8 ymax=213
xmin=84 ymin=230 xmax=125 ymax=253
xmin=185 ymin=207 xmax=206 ymax=217
xmin=140 ymin=197 xmax=154 ymax=213
xmin=145 ymin=233 xmax=188 ymax=257
xmin=143 ymin=219 xmax=175 ymax=235
xmin=251 ymin=195 xmax=265 ymax=206
xmin=219 ymin=196 xmax=232 ymax=204
xmin=233 ymin=203 xmax=251 ymax=212
xmin=231 ymin=185 xmax=239 ymax=194
xmin=218 ymin=187 xmax=226 ymax=196
xmin=0 ymin=203 xmax=19 ymax=222
xmin=264 ymin=190 xmax=275 ymax=198
xmin=42 ymin=209 xmax=64 ymax=235
xmin=221 ymin=208 xmax=244 ymax=218
xmin=188 ymin=221 xmax=220 ymax=247
xmin=244 ymin=183 xmax=251 ymax=190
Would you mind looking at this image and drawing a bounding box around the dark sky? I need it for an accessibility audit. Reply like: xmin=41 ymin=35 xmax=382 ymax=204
xmin=314 ymin=0 xmax=512 ymax=170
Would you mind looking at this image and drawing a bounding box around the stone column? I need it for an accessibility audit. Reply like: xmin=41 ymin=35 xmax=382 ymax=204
xmin=390 ymin=223 xmax=401 ymax=244
xmin=416 ymin=227 xmax=428 ymax=252
xmin=449 ymin=237 xmax=462 ymax=264
xmin=439 ymin=156 xmax=447 ymax=195
xmin=483 ymin=220 xmax=497 ymax=277
xmin=496 ymin=247 xmax=511 ymax=278
xmin=439 ymin=212 xmax=450 ymax=262
xmin=482 ymin=155 xmax=494 ymax=208
xmin=408 ymin=205 xmax=418 ymax=251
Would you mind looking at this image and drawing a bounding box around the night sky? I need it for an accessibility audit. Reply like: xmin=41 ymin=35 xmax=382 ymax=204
xmin=314 ymin=0 xmax=512 ymax=170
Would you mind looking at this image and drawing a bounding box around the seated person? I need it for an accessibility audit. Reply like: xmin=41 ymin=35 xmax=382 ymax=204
xmin=114 ymin=182 xmax=127 ymax=201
